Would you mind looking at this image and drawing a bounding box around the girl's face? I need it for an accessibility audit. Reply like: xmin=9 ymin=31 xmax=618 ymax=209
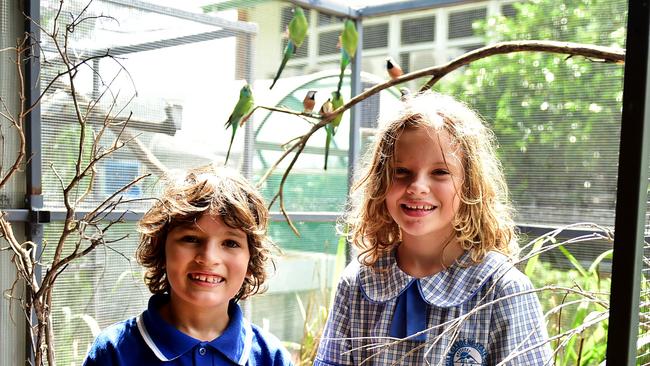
xmin=164 ymin=213 xmax=250 ymax=315
xmin=386 ymin=126 xmax=464 ymax=245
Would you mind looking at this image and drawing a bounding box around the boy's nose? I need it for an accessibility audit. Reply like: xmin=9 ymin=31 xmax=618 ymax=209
xmin=195 ymin=242 xmax=223 ymax=265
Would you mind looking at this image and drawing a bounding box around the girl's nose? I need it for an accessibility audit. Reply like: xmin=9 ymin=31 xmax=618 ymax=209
xmin=406 ymin=174 xmax=430 ymax=195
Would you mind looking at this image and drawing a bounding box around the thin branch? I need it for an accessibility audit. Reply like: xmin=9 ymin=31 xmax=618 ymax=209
xmin=250 ymin=40 xmax=625 ymax=234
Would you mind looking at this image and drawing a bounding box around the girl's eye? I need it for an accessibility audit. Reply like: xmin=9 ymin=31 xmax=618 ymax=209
xmin=224 ymin=240 xmax=242 ymax=249
xmin=432 ymin=169 xmax=450 ymax=176
xmin=394 ymin=167 xmax=410 ymax=176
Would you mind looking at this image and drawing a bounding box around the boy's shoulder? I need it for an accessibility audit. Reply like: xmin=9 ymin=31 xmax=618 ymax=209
xmin=90 ymin=316 xmax=139 ymax=349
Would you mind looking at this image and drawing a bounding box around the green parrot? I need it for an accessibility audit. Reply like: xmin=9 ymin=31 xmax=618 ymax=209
xmin=270 ymin=7 xmax=308 ymax=89
xmin=224 ymin=84 xmax=254 ymax=165
xmin=324 ymin=91 xmax=344 ymax=170
xmin=336 ymin=19 xmax=358 ymax=94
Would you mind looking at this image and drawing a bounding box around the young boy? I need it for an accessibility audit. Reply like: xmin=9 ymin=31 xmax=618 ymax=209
xmin=83 ymin=165 xmax=293 ymax=365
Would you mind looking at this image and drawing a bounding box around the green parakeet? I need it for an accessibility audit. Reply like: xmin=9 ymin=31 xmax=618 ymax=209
xmin=324 ymin=91 xmax=344 ymax=170
xmin=336 ymin=19 xmax=359 ymax=94
xmin=224 ymin=84 xmax=254 ymax=165
xmin=270 ymin=7 xmax=308 ymax=89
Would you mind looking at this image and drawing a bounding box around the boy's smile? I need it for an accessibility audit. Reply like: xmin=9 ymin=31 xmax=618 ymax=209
xmin=164 ymin=213 xmax=250 ymax=317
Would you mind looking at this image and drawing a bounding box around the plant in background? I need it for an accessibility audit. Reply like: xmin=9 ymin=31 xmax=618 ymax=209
xmin=291 ymin=233 xmax=347 ymax=365
xmin=0 ymin=2 xmax=150 ymax=364
xmin=524 ymin=232 xmax=612 ymax=365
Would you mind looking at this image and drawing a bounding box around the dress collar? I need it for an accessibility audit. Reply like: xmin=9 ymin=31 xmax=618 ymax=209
xmin=137 ymin=294 xmax=253 ymax=365
xmin=359 ymin=250 xmax=511 ymax=307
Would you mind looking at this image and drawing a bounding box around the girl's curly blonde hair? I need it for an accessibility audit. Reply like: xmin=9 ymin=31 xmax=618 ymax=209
xmin=136 ymin=165 xmax=273 ymax=301
xmin=346 ymin=91 xmax=517 ymax=267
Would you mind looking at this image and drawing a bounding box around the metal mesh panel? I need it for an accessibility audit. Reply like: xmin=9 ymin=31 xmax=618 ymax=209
xmin=42 ymin=221 xmax=148 ymax=365
xmin=0 ymin=0 xmax=25 ymax=208
xmin=0 ymin=1 xmax=28 ymax=362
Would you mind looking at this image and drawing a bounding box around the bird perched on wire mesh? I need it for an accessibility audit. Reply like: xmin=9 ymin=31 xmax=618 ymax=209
xmin=270 ymin=7 xmax=308 ymax=89
xmin=336 ymin=20 xmax=359 ymax=94
xmin=303 ymin=90 xmax=317 ymax=113
xmin=224 ymin=84 xmax=254 ymax=165
xmin=386 ymin=57 xmax=404 ymax=80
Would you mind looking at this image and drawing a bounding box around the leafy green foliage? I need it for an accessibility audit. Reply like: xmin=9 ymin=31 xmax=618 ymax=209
xmin=438 ymin=0 xmax=627 ymax=214
xmin=526 ymin=248 xmax=610 ymax=366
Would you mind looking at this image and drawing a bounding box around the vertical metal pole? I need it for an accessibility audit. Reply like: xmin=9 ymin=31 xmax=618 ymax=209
xmin=23 ymin=0 xmax=42 ymax=364
xmin=346 ymin=18 xmax=363 ymax=264
xmin=605 ymin=1 xmax=650 ymax=364
xmin=238 ymin=13 xmax=255 ymax=318
xmin=242 ymin=32 xmax=255 ymax=180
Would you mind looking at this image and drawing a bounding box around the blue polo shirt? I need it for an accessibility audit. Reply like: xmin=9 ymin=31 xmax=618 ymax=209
xmin=83 ymin=294 xmax=293 ymax=365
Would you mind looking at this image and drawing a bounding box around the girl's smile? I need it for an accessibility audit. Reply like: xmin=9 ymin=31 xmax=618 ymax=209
xmin=386 ymin=126 xmax=464 ymax=255
xmin=400 ymin=200 xmax=437 ymax=217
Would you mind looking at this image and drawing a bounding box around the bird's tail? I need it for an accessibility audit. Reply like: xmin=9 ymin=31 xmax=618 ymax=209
xmin=225 ymin=132 xmax=236 ymax=165
xmin=270 ymin=42 xmax=295 ymax=89
xmin=324 ymin=125 xmax=332 ymax=170
xmin=336 ymin=50 xmax=351 ymax=94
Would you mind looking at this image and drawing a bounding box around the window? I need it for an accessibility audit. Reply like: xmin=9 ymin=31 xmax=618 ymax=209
xmin=318 ymin=12 xmax=344 ymax=26
xmin=401 ymin=16 xmax=435 ymax=44
xmin=319 ymin=30 xmax=340 ymax=55
xmin=502 ymin=3 xmax=517 ymax=18
xmin=448 ymin=8 xmax=487 ymax=39
xmin=363 ymin=23 xmax=389 ymax=49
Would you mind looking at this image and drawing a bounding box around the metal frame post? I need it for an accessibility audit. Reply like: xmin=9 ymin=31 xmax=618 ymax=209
xmin=606 ymin=0 xmax=650 ymax=364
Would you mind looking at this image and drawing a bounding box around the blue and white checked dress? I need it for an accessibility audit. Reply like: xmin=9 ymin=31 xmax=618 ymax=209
xmin=314 ymin=250 xmax=552 ymax=366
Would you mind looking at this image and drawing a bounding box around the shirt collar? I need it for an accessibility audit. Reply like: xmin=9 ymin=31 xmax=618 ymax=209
xmin=137 ymin=294 xmax=253 ymax=365
xmin=359 ymin=250 xmax=511 ymax=307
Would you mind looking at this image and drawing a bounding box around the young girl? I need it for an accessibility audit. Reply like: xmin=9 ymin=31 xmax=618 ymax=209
xmin=84 ymin=165 xmax=293 ymax=365
xmin=315 ymin=92 xmax=551 ymax=365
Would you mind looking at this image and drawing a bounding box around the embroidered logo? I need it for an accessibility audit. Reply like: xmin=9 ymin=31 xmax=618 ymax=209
xmin=445 ymin=339 xmax=487 ymax=366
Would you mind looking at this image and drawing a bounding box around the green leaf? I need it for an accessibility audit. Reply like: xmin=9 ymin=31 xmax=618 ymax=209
xmin=524 ymin=237 xmax=547 ymax=276
xmin=558 ymin=245 xmax=588 ymax=277
xmin=588 ymin=249 xmax=613 ymax=274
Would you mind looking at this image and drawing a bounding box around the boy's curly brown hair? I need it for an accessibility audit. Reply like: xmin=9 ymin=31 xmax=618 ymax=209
xmin=136 ymin=165 xmax=273 ymax=301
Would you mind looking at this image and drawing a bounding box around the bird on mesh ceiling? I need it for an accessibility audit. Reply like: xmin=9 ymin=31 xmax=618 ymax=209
xmin=224 ymin=84 xmax=254 ymax=165
xmin=386 ymin=57 xmax=404 ymax=79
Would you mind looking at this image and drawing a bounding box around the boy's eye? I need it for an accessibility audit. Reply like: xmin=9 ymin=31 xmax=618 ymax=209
xmin=180 ymin=235 xmax=200 ymax=244
xmin=224 ymin=240 xmax=242 ymax=249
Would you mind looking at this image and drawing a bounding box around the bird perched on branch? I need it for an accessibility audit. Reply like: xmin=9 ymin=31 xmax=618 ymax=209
xmin=270 ymin=7 xmax=308 ymax=89
xmin=399 ymin=87 xmax=411 ymax=100
xmin=224 ymin=84 xmax=254 ymax=165
xmin=386 ymin=57 xmax=404 ymax=79
xmin=324 ymin=91 xmax=344 ymax=170
xmin=303 ymin=90 xmax=317 ymax=113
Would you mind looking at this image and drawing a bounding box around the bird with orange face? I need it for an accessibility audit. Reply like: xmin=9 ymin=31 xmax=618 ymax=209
xmin=303 ymin=91 xmax=317 ymax=113
xmin=386 ymin=57 xmax=404 ymax=80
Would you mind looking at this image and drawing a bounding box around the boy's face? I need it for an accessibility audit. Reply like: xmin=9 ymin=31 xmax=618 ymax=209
xmin=164 ymin=213 xmax=250 ymax=315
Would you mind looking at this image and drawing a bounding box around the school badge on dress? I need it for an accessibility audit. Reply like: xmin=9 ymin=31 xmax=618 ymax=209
xmin=445 ymin=339 xmax=488 ymax=366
